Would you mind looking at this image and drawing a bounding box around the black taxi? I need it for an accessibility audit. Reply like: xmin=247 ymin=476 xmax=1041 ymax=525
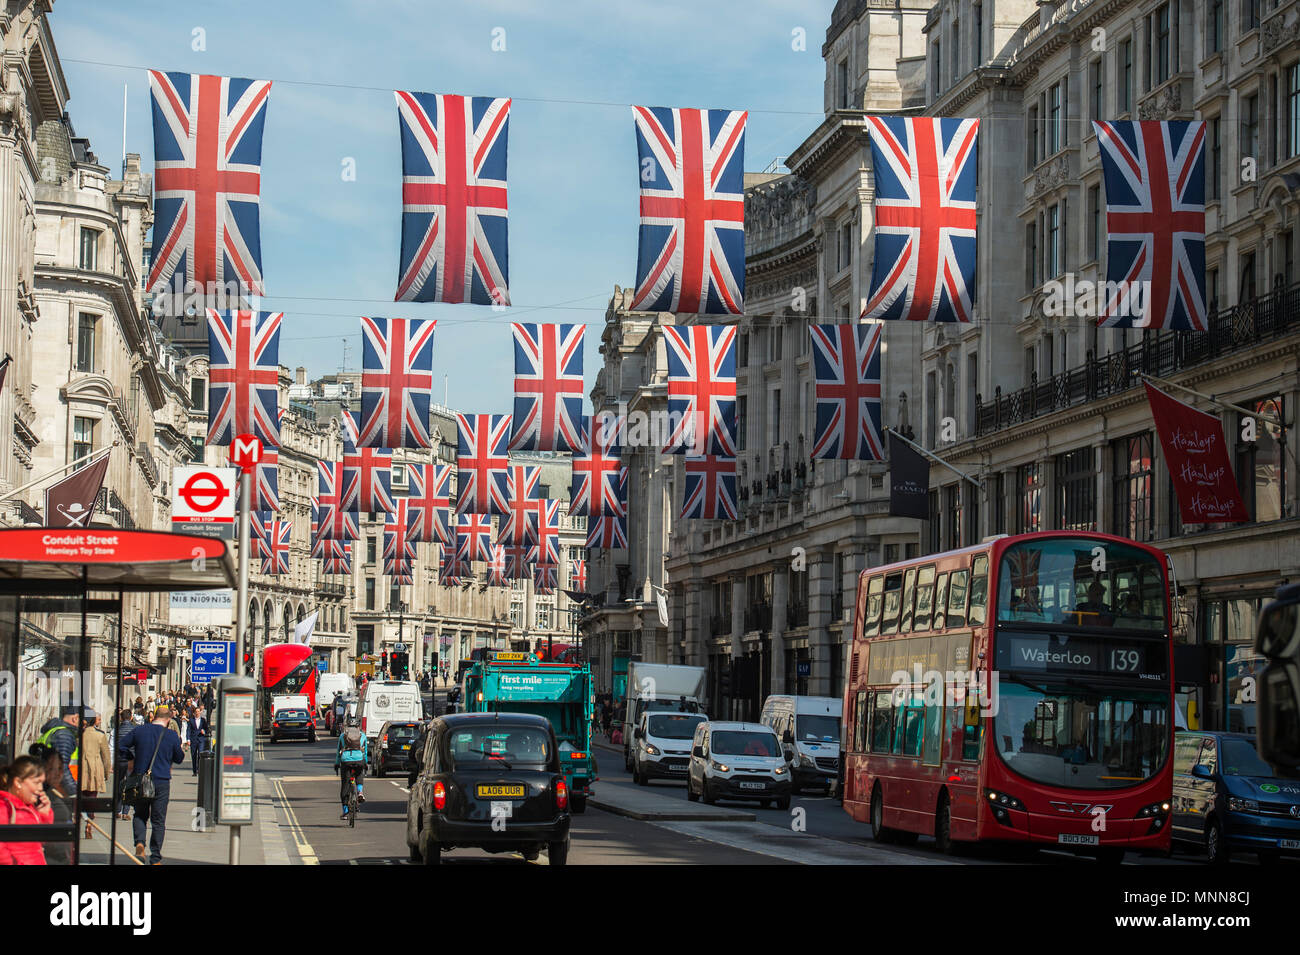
xmin=405 ymin=712 xmax=572 ymax=865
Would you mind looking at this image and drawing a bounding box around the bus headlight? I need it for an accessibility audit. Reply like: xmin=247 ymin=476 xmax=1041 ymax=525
xmin=1138 ymin=800 xmax=1171 ymax=831
xmin=984 ymin=789 xmax=1026 ymax=812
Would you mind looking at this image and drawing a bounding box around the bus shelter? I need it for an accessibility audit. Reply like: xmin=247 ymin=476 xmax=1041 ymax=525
xmin=0 ymin=528 xmax=235 ymax=865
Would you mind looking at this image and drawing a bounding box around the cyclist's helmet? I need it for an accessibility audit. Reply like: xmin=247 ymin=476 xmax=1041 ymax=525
xmin=345 ymin=715 xmax=360 ymax=728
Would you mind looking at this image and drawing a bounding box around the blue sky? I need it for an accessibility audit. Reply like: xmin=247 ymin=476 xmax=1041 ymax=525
xmin=56 ymin=0 xmax=829 ymax=414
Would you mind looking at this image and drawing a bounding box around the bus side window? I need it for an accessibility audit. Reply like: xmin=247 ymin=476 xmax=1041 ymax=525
xmin=948 ymin=569 xmax=969 ymax=628
xmin=922 ymin=693 xmax=943 ymax=766
xmin=865 ymin=577 xmax=883 ymax=637
xmin=913 ymin=566 xmax=936 ymax=632
xmin=900 ymin=568 xmax=918 ymax=633
xmin=870 ymin=691 xmax=893 ymax=753
xmin=854 ymin=691 xmax=868 ymax=752
xmin=968 ymin=555 xmax=989 ymax=626
xmin=881 ymin=573 xmax=903 ymax=635
xmin=933 ymin=573 xmax=950 ymax=630
xmin=901 ymin=694 xmax=924 ymax=757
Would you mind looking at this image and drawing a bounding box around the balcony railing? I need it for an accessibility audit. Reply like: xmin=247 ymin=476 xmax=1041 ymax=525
xmin=94 ymin=487 xmax=137 ymax=530
xmin=708 ymin=613 xmax=730 ymax=637
xmin=976 ymin=283 xmax=1300 ymax=436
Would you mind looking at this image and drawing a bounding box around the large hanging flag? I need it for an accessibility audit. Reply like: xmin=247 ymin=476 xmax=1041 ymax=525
xmin=148 ymin=71 xmax=271 ymax=295
xmin=438 ymin=553 xmax=466 ymax=587
xmin=455 ymin=413 xmax=511 ymax=514
xmin=323 ymin=540 xmax=352 ymax=576
xmin=533 ymin=563 xmax=557 ymax=596
xmin=360 ymin=316 xmax=437 ymax=448
xmin=570 ymin=415 xmax=626 ymax=517
xmin=486 ymin=544 xmax=507 ymax=586
xmin=681 ymin=453 xmax=737 ymax=520
xmin=527 ymin=499 xmax=561 ymax=567
xmin=260 ymin=517 xmax=291 ymax=575
xmin=1093 ymin=120 xmax=1207 ymax=330
xmin=1144 ymin=382 xmax=1247 ymax=522
xmin=206 ymin=310 xmax=281 ymax=447
xmin=227 ymin=445 xmax=279 ymax=511
xmin=861 ymin=116 xmax=978 ymax=324
xmin=810 ymin=323 xmax=884 ymax=460
xmin=502 ymin=539 xmax=531 ymax=580
xmin=570 ymin=559 xmax=587 ymax=592
xmin=508 ymin=323 xmax=585 ymax=452
xmin=394 ymin=91 xmax=510 ymax=305
xmin=887 ymin=430 xmax=931 ymax=520
xmin=632 ymin=106 xmax=746 ymax=314
xmin=456 ymin=512 xmax=494 ymax=563
xmin=340 ymin=408 xmax=361 ymax=453
xmin=249 ymin=510 xmax=272 ymax=559
xmin=499 ymin=465 xmax=541 ymax=545
xmin=384 ymin=553 xmax=414 ymax=581
xmin=406 ymin=463 xmax=454 ymax=545
xmin=316 ymin=462 xmax=359 ymax=540
xmin=383 ymin=518 xmax=417 ymax=562
xmin=662 ymin=325 xmax=736 ymax=455
xmin=587 ymin=513 xmax=628 ymax=550
xmin=342 ymin=447 xmax=395 ymax=514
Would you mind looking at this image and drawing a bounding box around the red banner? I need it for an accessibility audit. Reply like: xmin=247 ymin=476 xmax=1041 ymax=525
xmin=1144 ymin=382 xmax=1249 ymax=524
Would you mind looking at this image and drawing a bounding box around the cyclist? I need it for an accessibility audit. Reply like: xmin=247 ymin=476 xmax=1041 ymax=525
xmin=334 ymin=715 xmax=368 ymax=820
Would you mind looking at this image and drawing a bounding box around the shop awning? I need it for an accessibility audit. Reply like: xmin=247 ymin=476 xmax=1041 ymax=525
xmin=0 ymin=529 xmax=235 ymax=592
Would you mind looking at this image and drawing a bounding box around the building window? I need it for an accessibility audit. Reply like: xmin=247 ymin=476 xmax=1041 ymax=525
xmin=1118 ymin=39 xmax=1133 ymax=113
xmin=367 ymin=536 xmax=377 ymax=563
xmin=1148 ymin=3 xmax=1172 ymax=88
xmin=79 ymin=227 xmax=98 ymax=271
xmin=1237 ymin=398 xmax=1285 ymax=523
xmin=1016 ymin=462 xmax=1042 ymax=533
xmin=926 ymin=491 xmax=940 ymax=554
xmin=963 ymin=482 xmax=979 ymax=546
xmin=1287 ymin=65 xmax=1299 ymax=160
xmin=991 ymin=473 xmax=1005 ymax=535
xmin=736 ymin=394 xmax=746 ymax=452
xmin=951 ymin=19 xmax=960 ymax=83
xmin=76 ymin=313 xmax=97 ymax=373
xmin=1046 ymin=204 xmax=1061 ymax=279
xmin=838 ymin=221 xmax=853 ymax=272
xmin=1112 ymin=434 xmax=1153 ymax=541
xmin=932 ymin=40 xmax=942 ymax=98
xmin=966 ymin=351 xmax=978 ymax=437
xmin=1047 ymin=80 xmax=1063 ymax=155
xmin=1241 ymin=92 xmax=1259 ymax=167
xmin=770 ymin=388 xmax=780 ymax=446
xmin=391 ymin=465 xmax=407 ymax=489
xmin=944 ymin=484 xmax=962 ymax=550
xmin=1027 ymin=104 xmax=1040 ymax=168
xmin=73 ymin=416 xmax=95 ymax=463
xmin=925 ymin=370 xmax=937 ymax=448
xmin=365 ymin=578 xmax=375 ymax=610
xmin=189 ymin=376 xmax=206 ymax=410
xmin=1241 ymin=0 xmax=1260 ymax=32
xmin=1240 ymin=250 xmax=1257 ymax=302
xmin=1087 ymin=185 xmax=1101 ymax=262
xmin=738 ymin=331 xmax=749 ymax=367
xmin=1208 ymin=0 xmax=1223 ymax=54
xmin=1055 ymin=447 xmax=1095 ymax=531
xmin=973 ymin=3 xmax=982 ymax=64
xmin=1281 ymin=230 xmax=1295 ymax=288
xmin=1207 ymin=266 xmax=1220 ymax=315
xmin=1025 ymin=222 xmax=1038 ymax=290
xmin=1208 ymin=116 xmax=1222 ymax=201
xmin=836 ymin=58 xmax=849 ymax=110
xmin=1089 ymin=59 xmax=1104 ymax=124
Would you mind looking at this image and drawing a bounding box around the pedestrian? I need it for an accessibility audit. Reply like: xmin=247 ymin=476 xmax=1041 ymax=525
xmin=79 ymin=709 xmax=112 ymax=841
xmin=118 ymin=705 xmax=188 ymax=865
xmin=0 ymin=756 xmax=54 ymax=865
xmin=187 ymin=707 xmax=210 ymax=776
xmin=114 ymin=708 xmax=135 ymax=819
xmin=36 ymin=704 xmax=81 ymax=798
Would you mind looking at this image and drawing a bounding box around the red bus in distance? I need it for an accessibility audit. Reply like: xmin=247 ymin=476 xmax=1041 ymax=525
xmin=259 ymin=642 xmax=319 ymax=733
xmin=841 ymin=531 xmax=1174 ymax=861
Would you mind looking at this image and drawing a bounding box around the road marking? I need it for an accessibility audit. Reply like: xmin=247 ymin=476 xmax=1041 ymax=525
xmin=390 ymin=781 xmax=409 ymax=794
xmin=272 ymin=776 xmax=319 ymax=865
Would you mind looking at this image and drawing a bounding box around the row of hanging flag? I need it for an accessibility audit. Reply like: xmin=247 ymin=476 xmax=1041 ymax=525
xmin=150 ymin=70 xmax=1210 ymax=330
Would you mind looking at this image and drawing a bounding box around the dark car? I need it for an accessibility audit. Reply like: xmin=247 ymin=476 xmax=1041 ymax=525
xmin=373 ymin=720 xmax=421 ymax=777
xmin=1171 ymin=730 xmax=1300 ymax=864
xmin=405 ymin=712 xmax=572 ymax=866
xmin=270 ymin=708 xmax=316 ymax=743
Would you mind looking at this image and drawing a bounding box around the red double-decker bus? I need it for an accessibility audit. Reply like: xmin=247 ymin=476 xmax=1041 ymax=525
xmin=842 ymin=531 xmax=1174 ymax=861
xmin=259 ymin=643 xmax=318 ymax=732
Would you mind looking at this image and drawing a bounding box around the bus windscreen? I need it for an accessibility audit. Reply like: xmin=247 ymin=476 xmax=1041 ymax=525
xmin=997 ymin=539 xmax=1166 ymax=630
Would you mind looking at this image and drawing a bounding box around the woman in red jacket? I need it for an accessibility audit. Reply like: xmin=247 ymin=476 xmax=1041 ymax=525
xmin=0 ymin=756 xmax=54 ymax=865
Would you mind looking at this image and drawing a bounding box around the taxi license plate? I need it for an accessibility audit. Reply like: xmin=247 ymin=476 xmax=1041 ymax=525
xmin=1058 ymin=833 xmax=1099 ymax=846
xmin=476 ymin=784 xmax=525 ymax=799
xmin=739 ymin=782 xmax=767 ymax=790
xmin=1280 ymin=839 xmax=1300 ymax=850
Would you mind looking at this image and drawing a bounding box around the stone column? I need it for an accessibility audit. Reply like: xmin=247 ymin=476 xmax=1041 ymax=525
xmin=1093 ymin=439 xmax=1108 ymax=534
xmin=770 ymin=562 xmax=789 ymax=694
xmin=730 ymin=574 xmax=745 ymax=658
xmin=684 ymin=580 xmax=706 ymax=667
xmin=807 ymin=549 xmax=833 ymax=696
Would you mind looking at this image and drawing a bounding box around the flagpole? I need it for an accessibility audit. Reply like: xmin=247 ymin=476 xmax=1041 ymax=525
xmin=885 ymin=428 xmax=983 ymax=492
xmin=0 ymin=442 xmax=118 ymax=506
xmin=231 ymin=465 xmax=251 ymax=867
xmin=1140 ymin=373 xmax=1285 ymax=429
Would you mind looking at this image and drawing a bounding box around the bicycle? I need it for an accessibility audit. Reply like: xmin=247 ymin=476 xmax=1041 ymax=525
xmin=341 ymin=764 xmax=361 ymax=827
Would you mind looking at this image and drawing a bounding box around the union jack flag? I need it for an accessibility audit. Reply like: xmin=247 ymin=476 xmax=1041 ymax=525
xmin=499 ymin=465 xmax=540 ymax=545
xmin=148 ymin=72 xmax=270 ymax=295
xmin=228 ymin=446 xmax=279 ymax=511
xmin=810 ymin=324 xmax=884 ymax=460
xmin=502 ymin=539 xmax=532 ymax=579
xmin=586 ymin=469 xmax=628 ymax=549
xmin=508 ymin=323 xmax=585 ymax=452
xmin=385 ymin=556 xmax=414 ymax=584
xmin=456 ymin=512 xmax=494 ymax=564
xmin=394 ymin=91 xmax=510 ymax=305
xmin=315 ymin=535 xmax=347 ymax=562
xmin=360 ymin=317 xmax=437 ymax=448
xmin=570 ymin=415 xmax=626 ymax=517
xmin=861 ymin=117 xmax=978 ymax=324
xmin=455 ymin=413 xmax=511 ymax=515
xmin=632 ymin=106 xmax=746 ymax=314
xmin=260 ymin=518 xmax=291 ymax=575
xmin=322 ymin=540 xmax=352 ymax=576
xmin=406 ymin=463 xmax=453 ymax=545
xmin=533 ymin=563 xmax=557 ymax=596
xmin=487 ymin=544 xmax=507 ymax=586
xmin=527 ymin=499 xmax=561 ymax=567
xmin=569 ymin=559 xmax=587 ymax=592
xmin=342 ymin=447 xmax=395 ymax=514
xmin=206 ymin=310 xmax=281 ymax=447
xmin=383 ymin=514 xmax=416 ymax=562
xmin=339 ymin=409 xmax=361 ymax=454
xmin=249 ymin=510 xmax=272 ymax=559
xmin=316 ymin=462 xmax=359 ymax=540
xmin=438 ymin=558 xmax=465 ymax=588
xmin=309 ymin=499 xmax=325 ymax=556
xmin=681 ymin=453 xmax=737 ymax=520
xmin=1093 ymin=120 xmax=1207 ymax=330
xmin=663 ymin=325 xmax=736 ymax=455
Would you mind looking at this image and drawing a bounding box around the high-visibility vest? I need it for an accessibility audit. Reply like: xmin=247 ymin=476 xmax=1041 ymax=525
xmin=39 ymin=725 xmax=79 ymax=784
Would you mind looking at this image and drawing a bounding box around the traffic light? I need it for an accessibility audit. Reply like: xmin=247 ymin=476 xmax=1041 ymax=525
xmin=382 ymin=650 xmax=389 ymax=671
xmin=244 ymin=651 xmax=252 ymax=676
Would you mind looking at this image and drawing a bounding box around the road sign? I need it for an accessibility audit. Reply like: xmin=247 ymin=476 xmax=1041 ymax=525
xmin=231 ymin=433 xmax=263 ymax=472
xmin=172 ymin=466 xmax=237 ymax=540
xmin=317 ymin=659 xmax=327 ymax=672
xmin=170 ymin=589 xmax=234 ymax=628
xmin=192 ymin=640 xmax=236 ymax=683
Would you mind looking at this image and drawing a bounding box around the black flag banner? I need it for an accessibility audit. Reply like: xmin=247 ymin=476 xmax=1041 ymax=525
xmin=888 ymin=430 xmax=930 ymax=520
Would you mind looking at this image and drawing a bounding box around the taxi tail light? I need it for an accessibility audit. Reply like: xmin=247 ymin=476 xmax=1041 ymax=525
xmin=432 ymin=780 xmax=446 ymax=811
xmin=555 ymin=777 xmax=569 ymax=810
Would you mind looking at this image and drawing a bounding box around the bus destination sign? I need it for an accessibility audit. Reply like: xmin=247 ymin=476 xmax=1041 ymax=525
xmin=996 ymin=632 xmax=1167 ymax=681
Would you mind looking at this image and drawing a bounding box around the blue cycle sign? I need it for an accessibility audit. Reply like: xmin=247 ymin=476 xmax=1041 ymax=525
xmin=192 ymin=641 xmax=236 ymax=683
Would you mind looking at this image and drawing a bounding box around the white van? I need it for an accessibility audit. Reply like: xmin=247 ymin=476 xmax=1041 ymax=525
xmin=271 ymin=694 xmax=310 ymax=719
xmin=356 ymin=679 xmax=422 ymax=751
xmin=686 ymin=721 xmax=792 ymax=809
xmin=759 ymin=695 xmax=842 ymax=794
xmin=631 ymin=710 xmax=708 ymax=785
xmin=318 ymin=673 xmax=356 ymax=715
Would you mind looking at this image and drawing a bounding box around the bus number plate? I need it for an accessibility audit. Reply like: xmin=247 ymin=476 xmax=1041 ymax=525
xmin=476 ymin=784 xmax=525 ymax=799
xmin=1058 ymin=833 xmax=1099 ymax=846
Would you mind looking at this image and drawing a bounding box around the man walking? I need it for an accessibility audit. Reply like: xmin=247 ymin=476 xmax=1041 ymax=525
xmin=187 ymin=707 xmax=211 ymax=775
xmin=118 ymin=705 xmax=187 ymax=865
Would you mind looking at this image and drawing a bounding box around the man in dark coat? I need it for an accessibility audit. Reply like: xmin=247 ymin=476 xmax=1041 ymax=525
xmin=119 ymin=705 xmax=188 ymax=864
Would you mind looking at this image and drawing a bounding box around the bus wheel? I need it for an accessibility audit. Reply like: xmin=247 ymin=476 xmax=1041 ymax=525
xmin=934 ymin=795 xmax=957 ymax=855
xmin=870 ymin=788 xmax=894 ymax=844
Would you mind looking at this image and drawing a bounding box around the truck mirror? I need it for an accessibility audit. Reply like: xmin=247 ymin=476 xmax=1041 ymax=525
xmin=633 ymin=727 xmax=643 ymax=740
xmin=783 ymin=746 xmax=795 ymax=762
xmin=782 ymin=729 xmax=793 ymax=744
xmin=692 ymin=745 xmax=703 ymax=759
